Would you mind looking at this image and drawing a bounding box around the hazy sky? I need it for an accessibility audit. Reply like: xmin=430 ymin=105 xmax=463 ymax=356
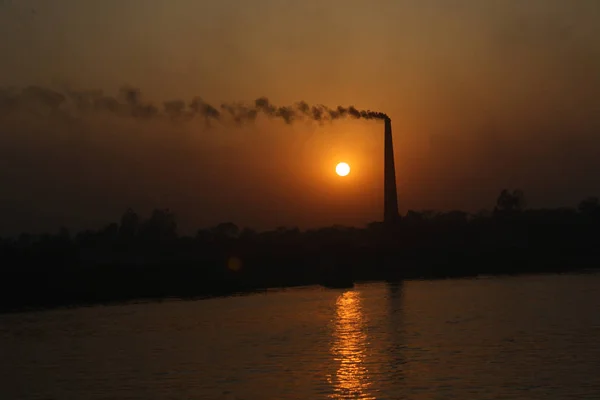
xmin=1 ymin=0 xmax=600 ymax=234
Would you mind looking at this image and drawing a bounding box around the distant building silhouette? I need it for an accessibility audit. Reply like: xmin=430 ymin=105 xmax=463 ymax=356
xmin=384 ymin=117 xmax=399 ymax=224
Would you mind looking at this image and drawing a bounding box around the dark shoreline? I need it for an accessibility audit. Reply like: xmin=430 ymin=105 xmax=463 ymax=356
xmin=1 ymin=266 xmax=598 ymax=316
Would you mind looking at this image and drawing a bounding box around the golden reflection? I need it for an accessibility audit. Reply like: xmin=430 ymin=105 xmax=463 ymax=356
xmin=329 ymin=291 xmax=376 ymax=400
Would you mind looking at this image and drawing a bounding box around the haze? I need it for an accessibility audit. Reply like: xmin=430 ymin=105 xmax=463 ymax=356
xmin=1 ymin=0 xmax=599 ymax=235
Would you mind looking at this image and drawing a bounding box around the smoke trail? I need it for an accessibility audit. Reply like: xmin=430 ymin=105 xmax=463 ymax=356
xmin=0 ymin=85 xmax=389 ymax=124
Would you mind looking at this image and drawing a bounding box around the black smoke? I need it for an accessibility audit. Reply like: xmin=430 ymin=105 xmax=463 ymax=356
xmin=0 ymin=85 xmax=388 ymax=125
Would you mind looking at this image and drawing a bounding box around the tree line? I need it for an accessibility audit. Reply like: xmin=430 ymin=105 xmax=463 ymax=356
xmin=1 ymin=189 xmax=599 ymax=313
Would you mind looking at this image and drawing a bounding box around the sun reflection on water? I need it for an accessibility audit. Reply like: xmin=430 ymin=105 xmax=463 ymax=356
xmin=329 ymin=291 xmax=375 ymax=400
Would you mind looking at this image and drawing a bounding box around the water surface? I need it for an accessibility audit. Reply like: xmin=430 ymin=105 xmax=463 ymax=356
xmin=1 ymin=273 xmax=600 ymax=399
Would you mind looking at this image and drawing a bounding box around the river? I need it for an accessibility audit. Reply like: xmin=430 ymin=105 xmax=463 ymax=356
xmin=1 ymin=272 xmax=600 ymax=399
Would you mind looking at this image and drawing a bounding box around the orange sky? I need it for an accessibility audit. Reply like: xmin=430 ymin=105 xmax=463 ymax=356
xmin=1 ymin=0 xmax=600 ymax=234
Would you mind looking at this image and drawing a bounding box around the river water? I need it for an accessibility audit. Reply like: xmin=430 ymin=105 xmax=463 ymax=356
xmin=1 ymin=273 xmax=600 ymax=399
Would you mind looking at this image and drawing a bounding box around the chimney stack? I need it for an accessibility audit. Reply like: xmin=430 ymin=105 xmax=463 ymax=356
xmin=384 ymin=117 xmax=399 ymax=224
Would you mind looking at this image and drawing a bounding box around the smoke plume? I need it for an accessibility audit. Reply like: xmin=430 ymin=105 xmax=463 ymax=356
xmin=0 ymin=85 xmax=388 ymax=125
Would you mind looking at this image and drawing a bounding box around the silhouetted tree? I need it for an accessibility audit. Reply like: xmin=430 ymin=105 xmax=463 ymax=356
xmin=495 ymin=189 xmax=526 ymax=214
xmin=98 ymin=223 xmax=119 ymax=242
xmin=474 ymin=209 xmax=492 ymax=219
xmin=578 ymin=197 xmax=600 ymax=217
xmin=119 ymin=208 xmax=139 ymax=240
xmin=17 ymin=233 xmax=32 ymax=248
xmin=196 ymin=228 xmax=211 ymax=242
xmin=58 ymin=226 xmax=70 ymax=242
xmin=404 ymin=210 xmax=424 ymax=222
xmin=139 ymin=209 xmax=177 ymax=241
xmin=239 ymin=227 xmax=257 ymax=241
xmin=273 ymin=226 xmax=300 ymax=243
xmin=210 ymin=222 xmax=239 ymax=239
xmin=436 ymin=211 xmax=468 ymax=224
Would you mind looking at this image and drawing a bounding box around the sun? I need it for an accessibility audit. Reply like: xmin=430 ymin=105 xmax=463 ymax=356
xmin=335 ymin=162 xmax=351 ymax=177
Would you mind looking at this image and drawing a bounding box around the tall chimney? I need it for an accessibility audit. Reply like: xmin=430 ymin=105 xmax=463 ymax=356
xmin=384 ymin=117 xmax=399 ymax=224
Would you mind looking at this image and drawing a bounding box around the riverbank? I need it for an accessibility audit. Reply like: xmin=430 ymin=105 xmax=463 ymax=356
xmin=1 ymin=263 xmax=597 ymax=315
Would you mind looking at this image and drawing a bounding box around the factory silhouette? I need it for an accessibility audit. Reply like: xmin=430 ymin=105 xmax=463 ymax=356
xmin=1 ymin=116 xmax=600 ymax=313
xmin=384 ymin=117 xmax=400 ymax=225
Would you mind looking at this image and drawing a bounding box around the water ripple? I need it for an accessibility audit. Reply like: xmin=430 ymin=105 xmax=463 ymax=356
xmin=1 ymin=273 xmax=600 ymax=399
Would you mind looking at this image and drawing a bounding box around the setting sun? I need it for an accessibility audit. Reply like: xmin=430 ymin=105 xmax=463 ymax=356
xmin=336 ymin=162 xmax=350 ymax=177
